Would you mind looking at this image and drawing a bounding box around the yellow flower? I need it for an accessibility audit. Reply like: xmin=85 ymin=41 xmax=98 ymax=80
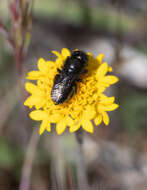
xmin=24 ymin=48 xmax=119 ymax=135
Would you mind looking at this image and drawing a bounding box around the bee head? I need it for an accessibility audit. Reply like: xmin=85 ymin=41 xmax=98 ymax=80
xmin=72 ymin=50 xmax=88 ymax=64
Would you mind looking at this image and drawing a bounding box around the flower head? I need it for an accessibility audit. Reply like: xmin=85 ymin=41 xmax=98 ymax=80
xmin=24 ymin=48 xmax=119 ymax=135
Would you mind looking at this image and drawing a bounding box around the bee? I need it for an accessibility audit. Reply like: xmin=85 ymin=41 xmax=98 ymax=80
xmin=51 ymin=50 xmax=88 ymax=104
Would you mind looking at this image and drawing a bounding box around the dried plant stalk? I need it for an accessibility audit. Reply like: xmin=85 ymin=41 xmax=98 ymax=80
xmin=0 ymin=0 xmax=34 ymax=73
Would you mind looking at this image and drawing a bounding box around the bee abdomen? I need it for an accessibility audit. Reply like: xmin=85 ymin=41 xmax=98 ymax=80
xmin=51 ymin=77 xmax=72 ymax=104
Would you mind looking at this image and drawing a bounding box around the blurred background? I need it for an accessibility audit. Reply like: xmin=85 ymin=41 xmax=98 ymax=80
xmin=1 ymin=0 xmax=147 ymax=189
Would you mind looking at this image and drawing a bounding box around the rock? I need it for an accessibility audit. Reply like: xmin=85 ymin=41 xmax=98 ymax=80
xmin=83 ymin=136 xmax=147 ymax=190
xmin=119 ymin=46 xmax=147 ymax=88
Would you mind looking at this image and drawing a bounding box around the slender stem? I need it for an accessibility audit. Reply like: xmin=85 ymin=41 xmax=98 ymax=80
xmin=113 ymin=0 xmax=124 ymax=71
xmin=50 ymin=134 xmax=64 ymax=190
xmin=76 ymin=130 xmax=89 ymax=190
xmin=19 ymin=128 xmax=39 ymax=190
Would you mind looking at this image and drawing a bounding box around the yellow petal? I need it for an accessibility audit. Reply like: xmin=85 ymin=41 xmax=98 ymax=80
xmin=98 ymin=86 xmax=106 ymax=93
xmin=46 ymin=123 xmax=51 ymax=132
xmin=52 ymin=50 xmax=62 ymax=58
xmin=96 ymin=53 xmax=104 ymax=64
xmin=104 ymin=104 xmax=119 ymax=111
xmin=24 ymin=95 xmax=45 ymax=109
xmin=65 ymin=116 xmax=75 ymax=126
xmin=25 ymin=82 xmax=42 ymax=94
xmin=108 ymin=66 xmax=112 ymax=72
xmin=98 ymin=104 xmax=119 ymax=112
xmin=50 ymin=114 xmax=63 ymax=123
xmin=40 ymin=119 xmax=48 ymax=135
xmin=96 ymin=62 xmax=108 ymax=79
xmin=82 ymin=106 xmax=96 ymax=121
xmin=100 ymin=96 xmax=115 ymax=105
xmin=101 ymin=76 xmax=119 ymax=84
xmin=61 ymin=48 xmax=71 ymax=59
xmin=56 ymin=121 xmax=66 ymax=135
xmin=102 ymin=112 xmax=109 ymax=125
xmin=37 ymin=58 xmax=48 ymax=73
xmin=87 ymin=52 xmax=92 ymax=56
xmin=46 ymin=60 xmax=55 ymax=66
xmin=69 ymin=124 xmax=81 ymax=133
xmin=87 ymin=53 xmax=95 ymax=65
xmin=24 ymin=96 xmax=33 ymax=108
xmin=26 ymin=71 xmax=41 ymax=80
xmin=82 ymin=120 xmax=94 ymax=133
xmin=94 ymin=115 xmax=102 ymax=126
xmin=29 ymin=110 xmax=48 ymax=121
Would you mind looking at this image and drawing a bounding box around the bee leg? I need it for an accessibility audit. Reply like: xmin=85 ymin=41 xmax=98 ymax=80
xmin=80 ymin=68 xmax=87 ymax=75
xmin=57 ymin=68 xmax=61 ymax=73
xmin=83 ymin=69 xmax=88 ymax=73
xmin=70 ymin=84 xmax=77 ymax=96
xmin=54 ymin=74 xmax=60 ymax=83
xmin=73 ymin=83 xmax=77 ymax=93
xmin=76 ymin=78 xmax=82 ymax=82
xmin=67 ymin=83 xmax=77 ymax=101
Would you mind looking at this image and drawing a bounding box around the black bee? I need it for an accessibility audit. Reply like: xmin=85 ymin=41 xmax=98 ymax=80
xmin=51 ymin=50 xmax=88 ymax=104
